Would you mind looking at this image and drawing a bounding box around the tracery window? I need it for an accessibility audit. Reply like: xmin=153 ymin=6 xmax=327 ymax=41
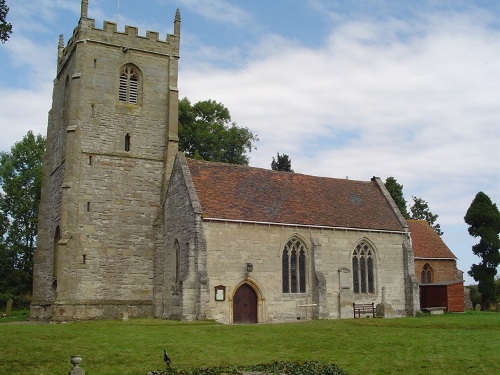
xmin=421 ymin=263 xmax=432 ymax=284
xmin=352 ymin=241 xmax=375 ymax=293
xmin=282 ymin=237 xmax=307 ymax=293
xmin=119 ymin=65 xmax=139 ymax=104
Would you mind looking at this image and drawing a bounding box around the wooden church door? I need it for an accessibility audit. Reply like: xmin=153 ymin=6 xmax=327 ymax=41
xmin=233 ymin=284 xmax=257 ymax=323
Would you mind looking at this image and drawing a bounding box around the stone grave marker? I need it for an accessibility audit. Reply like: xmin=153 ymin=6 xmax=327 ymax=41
xmin=6 ymin=298 xmax=13 ymax=315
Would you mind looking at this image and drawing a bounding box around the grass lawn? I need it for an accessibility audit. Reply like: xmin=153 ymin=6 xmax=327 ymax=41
xmin=1 ymin=311 xmax=499 ymax=375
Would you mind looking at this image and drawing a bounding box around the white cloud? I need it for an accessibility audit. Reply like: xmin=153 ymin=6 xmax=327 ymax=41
xmin=180 ymin=9 xmax=500 ymax=283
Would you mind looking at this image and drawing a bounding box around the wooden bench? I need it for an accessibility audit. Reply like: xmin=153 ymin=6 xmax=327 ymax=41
xmin=353 ymin=302 xmax=376 ymax=318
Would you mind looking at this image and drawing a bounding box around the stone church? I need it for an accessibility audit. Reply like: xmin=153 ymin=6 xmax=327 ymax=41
xmin=30 ymin=1 xmax=420 ymax=322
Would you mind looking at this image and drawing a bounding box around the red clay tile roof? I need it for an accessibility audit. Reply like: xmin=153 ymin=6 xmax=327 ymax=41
xmin=185 ymin=158 xmax=405 ymax=231
xmin=408 ymin=220 xmax=456 ymax=258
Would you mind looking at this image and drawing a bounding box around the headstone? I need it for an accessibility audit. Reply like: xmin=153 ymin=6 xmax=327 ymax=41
xmin=6 ymin=298 xmax=13 ymax=315
xmin=463 ymin=287 xmax=473 ymax=310
xmin=120 ymin=311 xmax=129 ymax=321
xmin=474 ymin=304 xmax=481 ymax=311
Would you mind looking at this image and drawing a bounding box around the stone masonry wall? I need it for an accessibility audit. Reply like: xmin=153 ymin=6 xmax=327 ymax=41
xmin=201 ymin=222 xmax=409 ymax=323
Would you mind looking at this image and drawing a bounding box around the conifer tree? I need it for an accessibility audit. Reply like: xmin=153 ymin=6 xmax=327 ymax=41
xmin=0 ymin=0 xmax=12 ymax=43
xmin=464 ymin=192 xmax=500 ymax=308
xmin=410 ymin=196 xmax=443 ymax=236
xmin=271 ymin=153 xmax=294 ymax=172
xmin=384 ymin=177 xmax=410 ymax=219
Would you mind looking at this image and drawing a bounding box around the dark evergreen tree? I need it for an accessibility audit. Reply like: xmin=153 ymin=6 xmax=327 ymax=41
xmin=178 ymin=98 xmax=258 ymax=165
xmin=410 ymin=196 xmax=443 ymax=236
xmin=0 ymin=0 xmax=12 ymax=43
xmin=0 ymin=131 xmax=45 ymax=295
xmin=384 ymin=177 xmax=410 ymax=219
xmin=271 ymin=153 xmax=294 ymax=172
xmin=464 ymin=192 xmax=500 ymax=309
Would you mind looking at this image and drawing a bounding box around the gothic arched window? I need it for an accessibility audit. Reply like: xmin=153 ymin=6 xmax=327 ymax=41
xmin=282 ymin=237 xmax=307 ymax=293
xmin=421 ymin=263 xmax=432 ymax=284
xmin=352 ymin=241 xmax=375 ymax=294
xmin=119 ymin=65 xmax=140 ymax=104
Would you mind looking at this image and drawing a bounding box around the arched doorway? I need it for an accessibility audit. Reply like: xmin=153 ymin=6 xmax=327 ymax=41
xmin=233 ymin=284 xmax=257 ymax=323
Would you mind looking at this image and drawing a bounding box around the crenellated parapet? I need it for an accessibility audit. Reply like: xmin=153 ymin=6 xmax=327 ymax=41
xmin=57 ymin=9 xmax=180 ymax=77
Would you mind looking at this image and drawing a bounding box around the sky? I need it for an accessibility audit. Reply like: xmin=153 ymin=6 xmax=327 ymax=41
xmin=1 ymin=0 xmax=499 ymax=285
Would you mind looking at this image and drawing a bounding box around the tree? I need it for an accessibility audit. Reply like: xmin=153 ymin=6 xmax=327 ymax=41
xmin=271 ymin=153 xmax=294 ymax=172
xmin=464 ymin=192 xmax=500 ymax=309
xmin=0 ymin=0 xmax=12 ymax=43
xmin=0 ymin=131 xmax=45 ymax=295
xmin=384 ymin=177 xmax=410 ymax=219
xmin=410 ymin=196 xmax=443 ymax=236
xmin=178 ymin=97 xmax=258 ymax=165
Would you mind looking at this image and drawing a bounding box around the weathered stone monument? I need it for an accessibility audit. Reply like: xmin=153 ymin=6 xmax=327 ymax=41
xmin=6 ymin=298 xmax=13 ymax=315
xmin=376 ymin=287 xmax=395 ymax=318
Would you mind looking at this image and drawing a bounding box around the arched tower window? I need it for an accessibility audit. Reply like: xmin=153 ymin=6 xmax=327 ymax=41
xmin=352 ymin=241 xmax=375 ymax=294
xmin=421 ymin=263 xmax=433 ymax=284
xmin=282 ymin=237 xmax=307 ymax=293
xmin=119 ymin=65 xmax=140 ymax=104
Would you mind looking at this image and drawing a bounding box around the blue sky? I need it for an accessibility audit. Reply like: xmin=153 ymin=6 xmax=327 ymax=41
xmin=1 ymin=0 xmax=499 ymax=285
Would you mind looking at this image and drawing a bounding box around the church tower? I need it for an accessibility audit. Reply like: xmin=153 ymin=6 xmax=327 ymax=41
xmin=31 ymin=1 xmax=180 ymax=320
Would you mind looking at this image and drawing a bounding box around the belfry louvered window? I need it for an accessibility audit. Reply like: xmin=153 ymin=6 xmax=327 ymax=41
xmin=119 ymin=65 xmax=139 ymax=104
xmin=282 ymin=237 xmax=307 ymax=293
xmin=352 ymin=241 xmax=375 ymax=293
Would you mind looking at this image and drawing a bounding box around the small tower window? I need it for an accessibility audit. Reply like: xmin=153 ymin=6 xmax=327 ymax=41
xmin=125 ymin=133 xmax=131 ymax=152
xmin=119 ymin=65 xmax=139 ymax=104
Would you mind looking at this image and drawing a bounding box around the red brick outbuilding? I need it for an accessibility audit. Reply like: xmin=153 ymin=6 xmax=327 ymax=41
xmin=408 ymin=220 xmax=464 ymax=312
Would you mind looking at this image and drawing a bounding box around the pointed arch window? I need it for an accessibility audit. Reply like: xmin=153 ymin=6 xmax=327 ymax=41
xmin=282 ymin=237 xmax=307 ymax=293
xmin=119 ymin=65 xmax=140 ymax=104
xmin=421 ymin=263 xmax=433 ymax=284
xmin=352 ymin=241 xmax=375 ymax=294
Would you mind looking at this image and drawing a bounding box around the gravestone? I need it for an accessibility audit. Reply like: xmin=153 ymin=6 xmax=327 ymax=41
xmin=6 ymin=298 xmax=13 ymax=315
xmin=474 ymin=304 xmax=481 ymax=311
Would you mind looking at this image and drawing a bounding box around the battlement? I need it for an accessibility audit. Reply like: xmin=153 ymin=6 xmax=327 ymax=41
xmin=57 ymin=7 xmax=180 ymax=76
